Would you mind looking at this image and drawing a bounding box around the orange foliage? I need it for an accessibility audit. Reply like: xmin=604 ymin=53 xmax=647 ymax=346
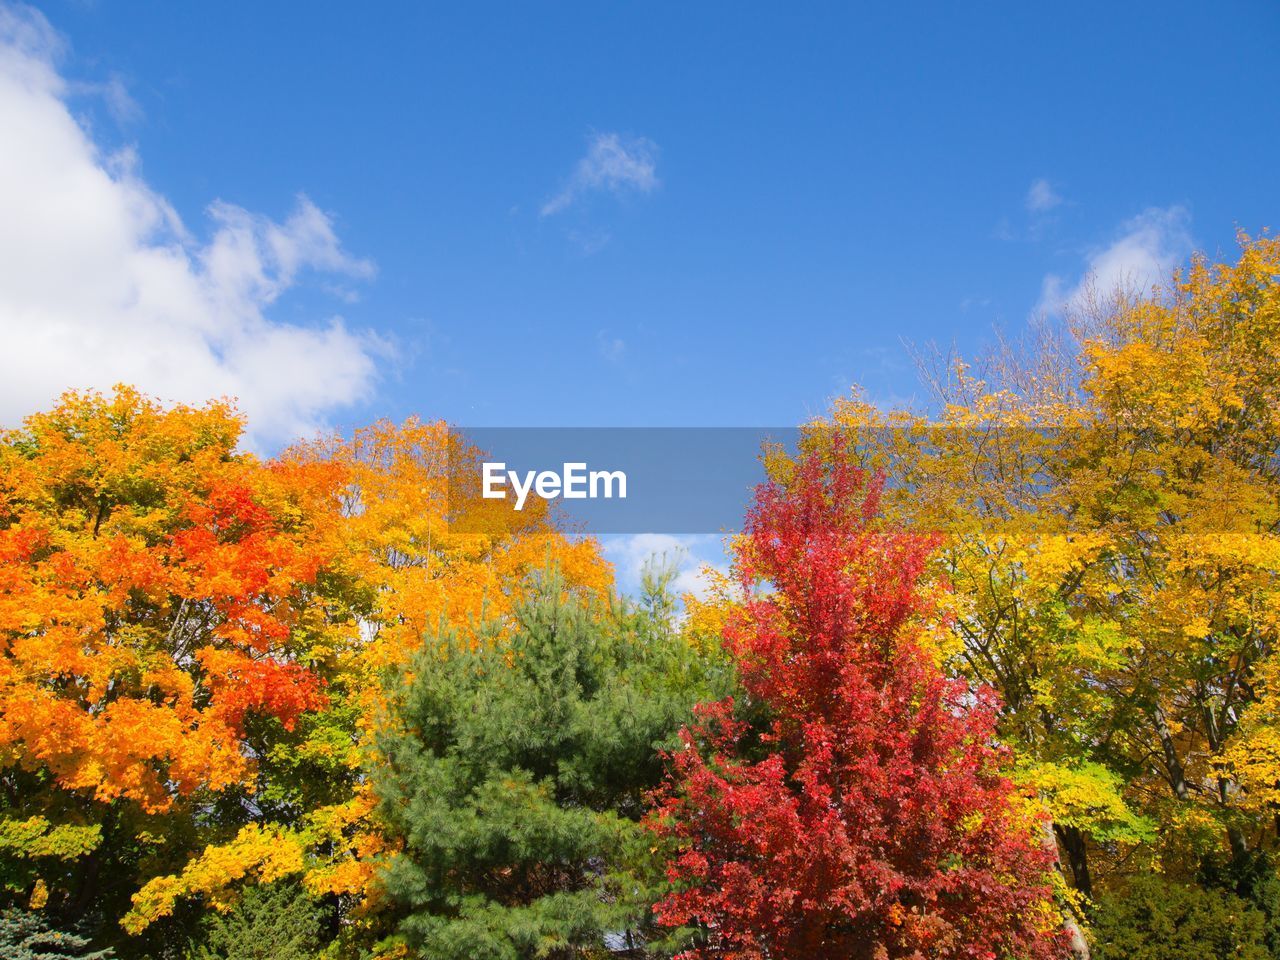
xmin=0 ymin=387 xmax=347 ymax=813
xmin=317 ymin=417 xmax=610 ymax=662
xmin=0 ymin=387 xmax=613 ymax=933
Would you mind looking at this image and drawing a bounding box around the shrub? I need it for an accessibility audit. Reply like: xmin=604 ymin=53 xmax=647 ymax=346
xmin=1091 ymin=874 xmax=1270 ymax=960
xmin=185 ymin=882 xmax=323 ymax=960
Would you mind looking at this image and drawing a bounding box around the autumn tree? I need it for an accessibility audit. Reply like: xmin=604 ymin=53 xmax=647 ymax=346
xmin=373 ymin=568 xmax=730 ymax=960
xmin=650 ymin=450 xmax=1067 ymax=959
xmin=0 ymin=389 xmax=613 ymax=956
xmin=117 ymin=416 xmax=613 ymax=953
xmin=795 ymin=234 xmax=1280 ymax=944
xmin=0 ymin=387 xmax=350 ymax=953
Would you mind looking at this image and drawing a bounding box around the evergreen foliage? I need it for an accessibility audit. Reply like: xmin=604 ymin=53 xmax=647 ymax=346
xmin=1201 ymin=852 xmax=1280 ymax=959
xmin=373 ymin=569 xmax=730 ymax=959
xmin=0 ymin=907 xmax=117 ymax=959
xmin=1091 ymin=874 xmax=1271 ymax=960
xmin=184 ymin=881 xmax=323 ymax=960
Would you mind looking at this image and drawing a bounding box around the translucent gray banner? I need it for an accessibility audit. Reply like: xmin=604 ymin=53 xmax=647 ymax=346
xmin=449 ymin=427 xmax=792 ymax=534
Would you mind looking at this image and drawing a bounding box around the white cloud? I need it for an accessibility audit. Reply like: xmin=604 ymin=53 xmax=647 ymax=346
xmin=602 ymin=533 xmax=726 ymax=601
xmin=596 ymin=329 xmax=625 ymax=362
xmin=1036 ymin=206 xmax=1193 ymax=316
xmin=68 ymin=71 xmax=141 ymax=125
xmin=541 ymin=132 xmax=658 ymax=216
xmin=1026 ymin=177 xmax=1063 ymax=213
xmin=565 ymin=227 xmax=612 ymax=255
xmin=0 ymin=4 xmax=383 ymax=446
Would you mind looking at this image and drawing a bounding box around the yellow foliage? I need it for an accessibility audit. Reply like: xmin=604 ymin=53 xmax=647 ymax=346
xmin=793 ymin=234 xmax=1280 ymax=892
xmin=0 ymin=816 xmax=101 ymax=860
xmin=122 ymin=824 xmax=306 ymax=934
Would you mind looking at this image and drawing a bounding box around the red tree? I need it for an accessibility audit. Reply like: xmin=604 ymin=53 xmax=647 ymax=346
xmin=650 ymin=452 xmax=1068 ymax=960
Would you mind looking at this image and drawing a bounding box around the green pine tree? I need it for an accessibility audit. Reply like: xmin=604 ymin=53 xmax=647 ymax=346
xmin=0 ymin=908 xmax=116 ymax=960
xmin=373 ymin=568 xmax=731 ymax=960
xmin=185 ymin=880 xmax=323 ymax=960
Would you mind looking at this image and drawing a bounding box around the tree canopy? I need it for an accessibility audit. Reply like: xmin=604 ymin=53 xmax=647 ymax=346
xmin=6 ymin=235 xmax=1280 ymax=957
xmin=374 ymin=570 xmax=730 ymax=959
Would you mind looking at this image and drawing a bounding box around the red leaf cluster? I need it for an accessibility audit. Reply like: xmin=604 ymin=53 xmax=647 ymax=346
xmin=650 ymin=451 xmax=1068 ymax=960
xmin=198 ymin=647 xmax=329 ymax=733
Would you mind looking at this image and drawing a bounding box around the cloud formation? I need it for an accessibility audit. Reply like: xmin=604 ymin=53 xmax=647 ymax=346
xmin=541 ymin=132 xmax=658 ymax=216
xmin=1025 ymin=177 xmax=1063 ymax=213
xmin=602 ymin=533 xmax=725 ymax=601
xmin=1036 ymin=206 xmax=1193 ymax=316
xmin=0 ymin=4 xmax=382 ymax=447
xmin=596 ymin=329 xmax=625 ymax=362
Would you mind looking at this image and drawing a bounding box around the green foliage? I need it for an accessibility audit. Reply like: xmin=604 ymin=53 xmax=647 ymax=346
xmin=185 ymin=881 xmax=323 ymax=960
xmin=1091 ymin=874 xmax=1271 ymax=960
xmin=1016 ymin=759 xmax=1155 ymax=846
xmin=0 ymin=816 xmax=102 ymax=894
xmin=0 ymin=908 xmax=116 ymax=959
xmin=1201 ymin=852 xmax=1280 ymax=958
xmin=373 ymin=569 xmax=731 ymax=960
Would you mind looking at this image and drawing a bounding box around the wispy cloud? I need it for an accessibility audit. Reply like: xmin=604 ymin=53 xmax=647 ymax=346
xmin=69 ymin=71 xmax=141 ymax=125
xmin=0 ymin=3 xmax=384 ymax=447
xmin=602 ymin=533 xmax=726 ymax=600
xmin=597 ymin=329 xmax=625 ymax=362
xmin=1036 ymin=205 xmax=1193 ymax=316
xmin=541 ymin=132 xmax=659 ymax=217
xmin=565 ymin=227 xmax=612 ymax=255
xmin=1025 ymin=177 xmax=1063 ymax=213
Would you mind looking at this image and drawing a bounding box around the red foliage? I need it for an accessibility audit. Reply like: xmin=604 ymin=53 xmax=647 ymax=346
xmin=198 ymin=647 xmax=328 ymax=733
xmin=649 ymin=452 xmax=1068 ymax=960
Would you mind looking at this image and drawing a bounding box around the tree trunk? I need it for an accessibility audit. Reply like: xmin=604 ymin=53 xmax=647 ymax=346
xmin=1054 ymin=823 xmax=1093 ymax=898
xmin=1154 ymin=704 xmax=1190 ymax=800
xmin=1042 ymin=817 xmax=1091 ymax=960
xmin=1227 ymin=824 xmax=1249 ymax=863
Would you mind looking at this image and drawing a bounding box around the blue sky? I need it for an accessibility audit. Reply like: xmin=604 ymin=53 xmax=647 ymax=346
xmin=1 ymin=1 xmax=1278 ymax=588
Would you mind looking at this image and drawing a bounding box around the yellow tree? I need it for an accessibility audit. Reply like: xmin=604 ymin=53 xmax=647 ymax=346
xmin=788 ymin=235 xmax=1280 ymax=922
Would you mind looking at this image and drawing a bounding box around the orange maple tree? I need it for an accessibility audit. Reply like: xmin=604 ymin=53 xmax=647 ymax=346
xmin=0 ymin=387 xmax=343 ymax=814
xmin=0 ymin=387 xmax=612 ymax=950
